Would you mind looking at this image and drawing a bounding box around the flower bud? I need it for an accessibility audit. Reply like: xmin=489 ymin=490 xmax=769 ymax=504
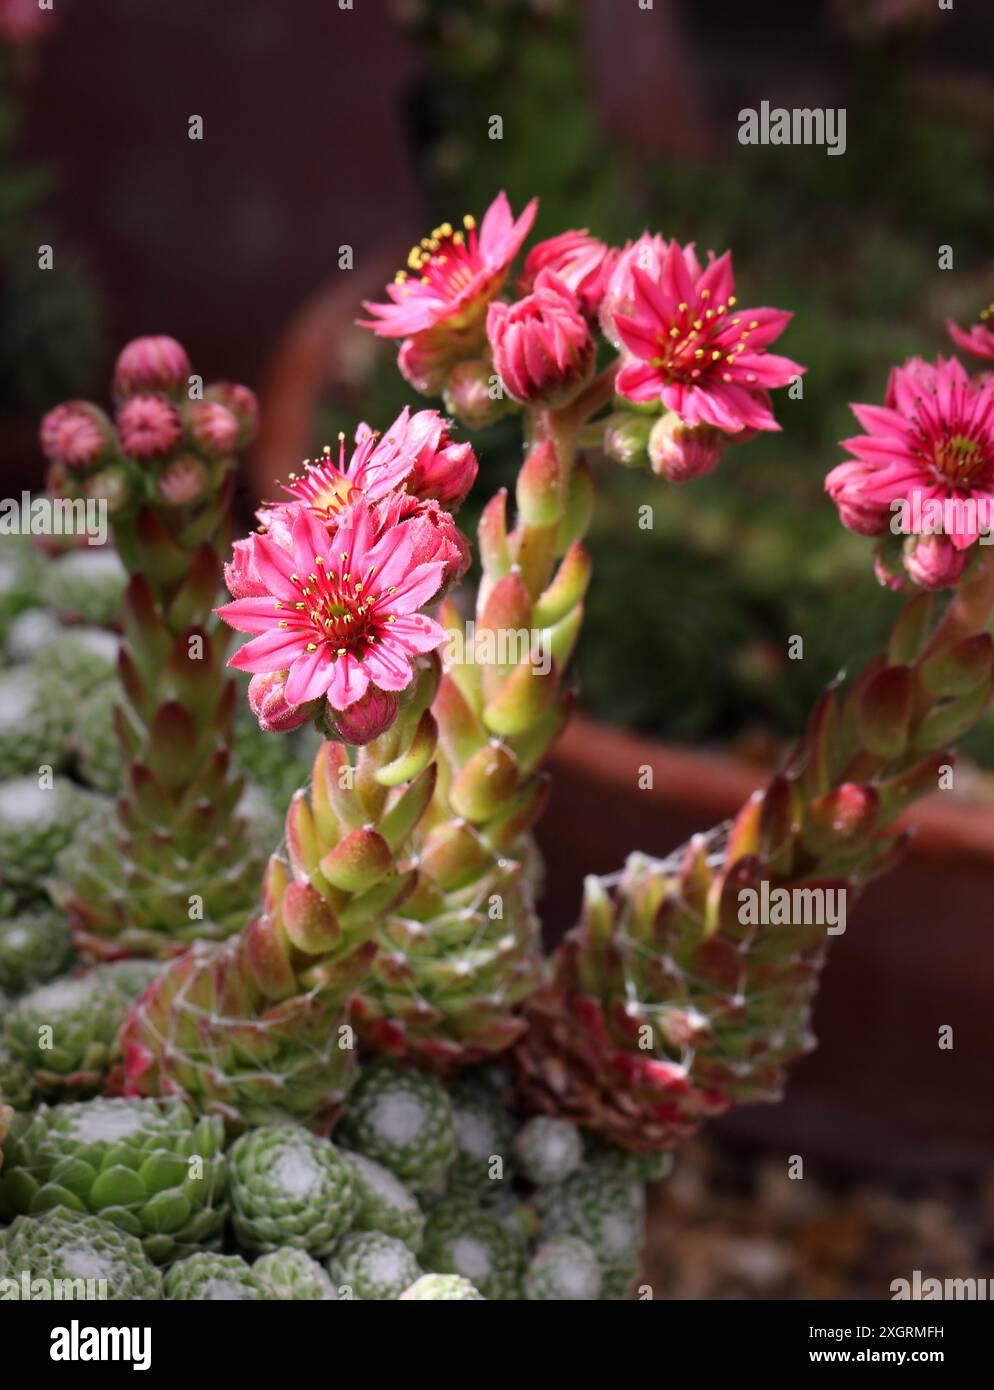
xmin=825 ymin=461 xmax=892 ymax=537
xmin=82 ymin=466 xmax=132 ymax=514
xmin=442 ymin=357 xmax=508 ymax=431
xmin=40 ymin=401 xmax=114 ymax=470
xmin=185 ymin=399 xmax=240 ymax=457
xmin=157 ymin=454 xmax=210 ymax=506
xmin=398 ymin=334 xmax=450 ymax=397
xmin=224 ymin=534 xmax=267 ymax=599
xmin=113 ymin=335 xmax=191 ymax=401
xmin=326 ymin=685 xmax=400 ymax=745
xmin=205 ymin=381 xmax=259 ymax=447
xmin=486 ymin=272 xmax=595 ymax=408
xmin=248 ymin=671 xmax=316 ymax=733
xmin=407 ymin=420 xmax=479 ymax=509
xmin=519 ymin=230 xmax=617 ymax=318
xmin=648 ymin=413 xmax=723 ymax=483
xmin=903 ymin=534 xmax=968 ymax=592
xmin=116 ymin=395 xmax=183 ymax=459
xmin=602 ymin=411 xmax=653 ymax=468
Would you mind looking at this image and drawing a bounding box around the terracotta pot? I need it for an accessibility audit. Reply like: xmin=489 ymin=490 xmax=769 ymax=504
xmin=540 ymin=715 xmax=994 ymax=1176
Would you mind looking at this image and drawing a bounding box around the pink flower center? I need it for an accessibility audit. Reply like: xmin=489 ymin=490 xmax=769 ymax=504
xmin=394 ymin=215 xmax=481 ymax=302
xmin=929 ymin=430 xmax=992 ymax=486
xmin=649 ymin=292 xmax=758 ymax=387
xmin=283 ymin=442 xmax=359 ymax=523
xmin=278 ymin=553 xmax=395 ymax=662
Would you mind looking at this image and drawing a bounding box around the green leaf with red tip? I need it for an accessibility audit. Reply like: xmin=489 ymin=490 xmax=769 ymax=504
xmin=375 ymin=710 xmax=438 ymax=787
xmin=338 ymin=868 xmax=418 ymax=928
xmin=556 ymin=456 xmax=594 ymax=550
xmin=532 ymin=542 xmax=592 ymax=628
xmin=145 ymin=701 xmax=200 ymax=790
xmin=911 ymin=679 xmax=993 ymax=752
xmin=168 ymin=543 xmax=223 ymax=631
xmin=919 ymin=633 xmax=994 ymax=698
xmin=134 ymin=505 xmax=192 ymax=586
xmin=478 ymin=488 xmax=510 ymax=581
xmin=877 ymin=752 xmax=948 ymax=826
xmin=482 ymin=658 xmax=558 ymax=737
xmin=434 ymin=674 xmax=488 ymax=769
xmin=319 ymin=827 xmax=391 ymax=893
xmin=378 ymin=763 xmax=437 ymax=853
xmin=286 ymin=793 xmax=321 ymax=878
xmin=480 ymin=772 xmax=549 ymax=850
xmin=420 ymin=820 xmax=492 ymax=891
xmin=449 ymin=741 xmax=520 ymax=822
xmin=516 ymin=440 xmax=564 ymax=527
xmin=887 ymin=591 xmax=935 ymax=665
xmin=281 ymin=880 xmax=341 ymax=955
xmin=506 ymin=691 xmax=572 ymax=774
xmin=854 ymin=664 xmax=913 ymax=759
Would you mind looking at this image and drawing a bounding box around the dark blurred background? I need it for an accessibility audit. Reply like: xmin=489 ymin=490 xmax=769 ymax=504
xmin=5 ymin=0 xmax=994 ymax=761
xmin=4 ymin=0 xmax=994 ymax=1292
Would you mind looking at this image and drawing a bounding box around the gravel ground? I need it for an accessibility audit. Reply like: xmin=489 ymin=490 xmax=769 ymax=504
xmin=641 ymin=1137 xmax=994 ymax=1300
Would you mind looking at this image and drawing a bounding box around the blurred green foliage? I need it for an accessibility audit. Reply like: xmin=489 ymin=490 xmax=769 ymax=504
xmin=328 ymin=0 xmax=994 ymax=761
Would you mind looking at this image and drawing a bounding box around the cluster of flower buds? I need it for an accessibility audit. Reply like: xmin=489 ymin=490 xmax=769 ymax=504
xmin=40 ymin=336 xmax=257 ymax=521
xmin=48 ymin=336 xmax=267 ymax=959
xmin=827 ymin=339 xmax=994 ymax=592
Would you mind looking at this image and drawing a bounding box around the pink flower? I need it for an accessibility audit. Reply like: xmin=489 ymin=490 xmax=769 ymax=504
xmin=360 ymin=193 xmax=537 ymax=395
xmin=903 ymin=534 xmax=968 ymax=591
xmin=520 ymin=230 xmax=617 ymax=318
xmin=113 ymin=336 xmax=191 ymax=401
xmin=613 ymin=240 xmax=804 ymax=433
xmin=282 ymin=406 xmax=476 ymax=524
xmin=836 ymin=356 xmax=994 ymax=550
xmin=599 ymin=233 xmax=671 ymax=348
xmin=647 ymin=414 xmax=723 ymax=483
xmin=361 ymin=192 xmax=537 ymax=340
xmin=218 ymin=500 xmax=447 ymax=711
xmin=40 ymin=401 xmax=113 ymax=469
xmin=158 ymin=455 xmax=209 ymax=506
xmin=487 ymin=271 xmax=595 ymax=407
xmin=248 ymin=670 xmax=317 ymax=732
xmin=206 ymin=382 xmax=259 ymax=446
xmin=947 ymin=308 xmax=994 ymax=365
xmin=116 ymin=395 xmax=182 ymax=459
xmin=185 ymin=399 xmax=240 ymax=457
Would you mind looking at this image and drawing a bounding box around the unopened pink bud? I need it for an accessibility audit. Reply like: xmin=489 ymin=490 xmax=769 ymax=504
xmin=602 ymin=411 xmax=653 ymax=468
xmin=825 ymin=460 xmax=892 ymax=537
xmin=116 ymin=395 xmax=183 ymax=459
xmin=83 ymin=466 xmax=132 ymax=514
xmin=327 ymin=685 xmax=400 ymax=745
xmin=442 ymin=358 xmax=507 ymax=431
xmin=248 ymin=670 xmax=316 ymax=732
xmin=648 ymin=414 xmax=723 ymax=482
xmin=157 ymin=454 xmax=210 ymax=506
xmin=185 ymin=399 xmax=240 ymax=457
xmin=487 ymin=272 xmax=595 ymax=408
xmin=205 ymin=382 xmax=259 ymax=447
xmin=40 ymin=401 xmax=113 ymax=469
xmin=903 ymin=534 xmax=968 ymax=591
xmin=113 ymin=335 xmax=191 ymax=401
xmin=397 ymin=334 xmax=451 ymax=397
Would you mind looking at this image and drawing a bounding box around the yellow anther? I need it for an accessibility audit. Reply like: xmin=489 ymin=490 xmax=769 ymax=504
xmin=305 ymin=643 xmax=317 ymax=653
xmin=728 ymin=296 xmax=737 ymax=306
xmin=463 ymin=214 xmax=476 ymax=230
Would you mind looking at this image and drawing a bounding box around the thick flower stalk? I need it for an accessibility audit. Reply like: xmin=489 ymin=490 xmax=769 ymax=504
xmin=515 ymin=550 xmax=994 ymax=1152
xmin=118 ymin=657 xmax=442 ymax=1130
xmin=47 ymin=337 xmax=266 ymax=960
